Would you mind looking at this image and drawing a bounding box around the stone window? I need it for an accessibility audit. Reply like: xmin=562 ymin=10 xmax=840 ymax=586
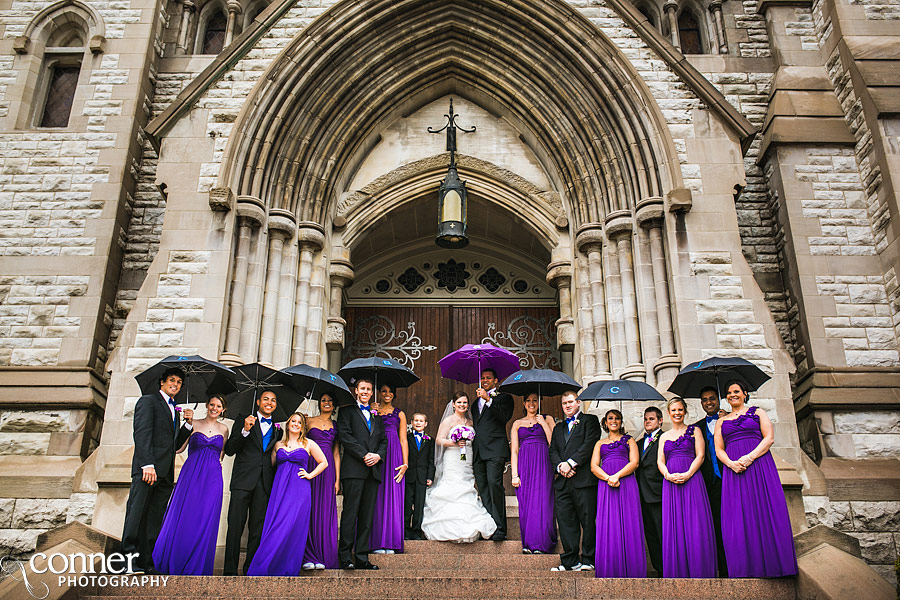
xmin=39 ymin=62 xmax=80 ymax=127
xmin=200 ymin=10 xmax=228 ymax=54
xmin=35 ymin=22 xmax=87 ymax=128
xmin=637 ymin=3 xmax=659 ymax=28
xmin=678 ymin=9 xmax=704 ymax=54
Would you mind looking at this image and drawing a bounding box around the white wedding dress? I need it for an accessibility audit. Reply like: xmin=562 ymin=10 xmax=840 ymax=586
xmin=421 ymin=440 xmax=498 ymax=543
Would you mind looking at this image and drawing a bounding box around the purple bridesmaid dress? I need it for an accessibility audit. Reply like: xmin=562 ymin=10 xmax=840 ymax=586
xmin=594 ymin=434 xmax=646 ymax=578
xmin=370 ymin=407 xmax=405 ymax=552
xmin=152 ymin=432 xmax=223 ymax=575
xmin=247 ymin=447 xmax=312 ymax=576
xmin=721 ymin=407 xmax=798 ymax=577
xmin=515 ymin=422 xmax=556 ymax=553
xmin=303 ymin=426 xmax=339 ymax=568
xmin=662 ymin=425 xmax=717 ymax=578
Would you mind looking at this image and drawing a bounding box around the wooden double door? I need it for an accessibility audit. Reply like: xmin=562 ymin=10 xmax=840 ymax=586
xmin=343 ymin=306 xmax=563 ymax=434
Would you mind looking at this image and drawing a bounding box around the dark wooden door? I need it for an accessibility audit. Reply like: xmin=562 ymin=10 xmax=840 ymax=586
xmin=343 ymin=306 xmax=562 ymax=434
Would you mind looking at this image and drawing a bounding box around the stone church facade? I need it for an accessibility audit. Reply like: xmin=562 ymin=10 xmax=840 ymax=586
xmin=0 ymin=0 xmax=898 ymax=585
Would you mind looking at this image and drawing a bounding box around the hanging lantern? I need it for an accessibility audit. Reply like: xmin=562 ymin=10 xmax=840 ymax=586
xmin=436 ymin=165 xmax=469 ymax=249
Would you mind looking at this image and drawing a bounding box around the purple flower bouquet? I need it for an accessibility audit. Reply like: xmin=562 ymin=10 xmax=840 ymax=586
xmin=449 ymin=425 xmax=475 ymax=460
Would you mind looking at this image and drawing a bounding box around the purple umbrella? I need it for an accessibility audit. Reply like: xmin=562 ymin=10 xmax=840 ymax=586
xmin=438 ymin=343 xmax=521 ymax=384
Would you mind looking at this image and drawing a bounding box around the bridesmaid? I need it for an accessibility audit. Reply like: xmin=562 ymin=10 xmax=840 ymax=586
xmin=715 ymin=380 xmax=798 ymax=577
xmin=152 ymin=395 xmax=229 ymax=575
xmin=590 ymin=409 xmax=645 ymax=578
xmin=510 ymin=392 xmax=556 ymax=554
xmin=370 ymin=383 xmax=408 ymax=554
xmin=658 ymin=397 xmax=716 ymax=578
xmin=302 ymin=393 xmax=341 ymax=570
xmin=247 ymin=412 xmax=328 ymax=576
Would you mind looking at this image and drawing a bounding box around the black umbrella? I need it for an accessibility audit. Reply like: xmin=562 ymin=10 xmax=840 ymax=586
xmin=225 ymin=363 xmax=302 ymax=422
xmin=135 ymin=355 xmax=237 ymax=406
xmin=667 ymin=357 xmax=770 ymax=398
xmin=337 ymin=357 xmax=420 ymax=403
xmin=577 ymin=379 xmax=666 ymax=403
xmin=498 ymin=368 xmax=581 ymax=412
xmin=280 ymin=364 xmax=355 ymax=408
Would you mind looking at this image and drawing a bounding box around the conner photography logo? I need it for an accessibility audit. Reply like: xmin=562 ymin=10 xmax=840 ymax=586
xmin=0 ymin=552 xmax=169 ymax=599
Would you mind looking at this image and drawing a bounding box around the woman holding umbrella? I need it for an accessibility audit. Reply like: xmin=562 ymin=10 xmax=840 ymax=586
xmin=510 ymin=391 xmax=556 ymax=554
xmin=370 ymin=383 xmax=409 ymax=555
xmin=714 ymin=380 xmax=797 ymax=577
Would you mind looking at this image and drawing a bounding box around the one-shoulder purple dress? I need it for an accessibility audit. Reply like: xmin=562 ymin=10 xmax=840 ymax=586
xmin=370 ymin=407 xmax=405 ymax=553
xmin=662 ymin=425 xmax=716 ymax=578
xmin=594 ymin=434 xmax=646 ymax=578
xmin=152 ymin=432 xmax=223 ymax=575
xmin=721 ymin=407 xmax=798 ymax=577
xmin=515 ymin=422 xmax=556 ymax=553
xmin=247 ymin=447 xmax=312 ymax=576
xmin=303 ymin=426 xmax=338 ymax=568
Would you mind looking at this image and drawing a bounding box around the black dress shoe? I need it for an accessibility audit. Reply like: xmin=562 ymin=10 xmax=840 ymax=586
xmin=341 ymin=561 xmax=356 ymax=570
xmin=490 ymin=533 xmax=507 ymax=541
xmin=355 ymin=562 xmax=379 ymax=570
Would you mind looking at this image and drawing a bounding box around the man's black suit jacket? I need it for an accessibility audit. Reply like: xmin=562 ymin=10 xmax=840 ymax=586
xmin=337 ymin=405 xmax=387 ymax=481
xmin=637 ymin=431 xmax=664 ymax=503
xmin=471 ymin=391 xmax=514 ymax=461
xmin=406 ymin=432 xmax=436 ymax=485
xmin=224 ymin=415 xmax=283 ymax=493
xmin=130 ymin=391 xmax=191 ymax=482
xmin=548 ymin=412 xmax=601 ymax=490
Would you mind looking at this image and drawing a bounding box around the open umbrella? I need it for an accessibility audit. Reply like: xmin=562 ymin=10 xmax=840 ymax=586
xmin=438 ymin=343 xmax=521 ymax=384
xmin=225 ymin=363 xmax=301 ymax=422
xmin=577 ymin=379 xmax=666 ymax=403
xmin=280 ymin=364 xmax=355 ymax=408
xmin=498 ymin=368 xmax=581 ymax=411
xmin=338 ymin=357 xmax=420 ymax=403
xmin=135 ymin=355 xmax=237 ymax=406
xmin=668 ymin=357 xmax=770 ymax=398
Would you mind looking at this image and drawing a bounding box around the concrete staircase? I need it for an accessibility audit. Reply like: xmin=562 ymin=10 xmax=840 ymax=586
xmin=80 ymin=539 xmax=797 ymax=600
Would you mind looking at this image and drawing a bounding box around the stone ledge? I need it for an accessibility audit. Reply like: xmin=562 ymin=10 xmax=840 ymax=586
xmin=759 ymin=116 xmax=855 ymax=160
xmin=0 ymin=456 xmax=81 ymax=498
xmin=36 ymin=521 xmax=118 ymax=554
xmin=0 ymin=367 xmax=107 ymax=411
xmin=794 ymin=523 xmax=861 ymax=558
xmin=819 ymin=457 xmax=900 ymax=501
xmin=757 ymin=0 xmax=812 ymax=13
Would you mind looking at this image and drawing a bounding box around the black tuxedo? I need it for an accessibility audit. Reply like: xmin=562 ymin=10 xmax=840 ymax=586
xmin=122 ymin=391 xmax=191 ymax=571
xmin=404 ymin=431 xmax=436 ymax=538
xmin=637 ymin=429 xmax=664 ymax=575
xmin=548 ymin=412 xmax=601 ymax=568
xmin=471 ymin=390 xmax=513 ymax=536
xmin=337 ymin=404 xmax=387 ymax=565
xmin=223 ymin=414 xmax=283 ymax=575
xmin=692 ymin=416 xmax=727 ymax=576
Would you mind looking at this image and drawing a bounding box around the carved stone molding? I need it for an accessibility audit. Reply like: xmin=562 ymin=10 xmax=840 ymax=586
xmin=575 ymin=223 xmax=605 ymax=253
xmin=236 ymin=195 xmax=266 ymax=224
xmin=635 ymin=197 xmax=665 ymax=228
xmin=666 ymin=188 xmax=693 ymax=213
xmin=267 ymin=208 xmax=297 ymax=237
xmin=297 ymin=221 xmax=326 ymax=251
xmin=604 ymin=210 xmax=633 ymax=239
xmin=208 ymin=187 xmax=235 ymax=212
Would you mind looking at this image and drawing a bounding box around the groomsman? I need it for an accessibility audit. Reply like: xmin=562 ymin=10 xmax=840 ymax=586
xmin=405 ymin=412 xmax=435 ymax=540
xmin=223 ymin=390 xmax=282 ymax=575
xmin=548 ymin=391 xmax=601 ymax=571
xmin=337 ymin=378 xmax=387 ymax=569
xmin=122 ymin=368 xmax=193 ymax=573
xmin=693 ymin=386 xmax=728 ymax=577
xmin=637 ymin=406 xmax=664 ymax=576
xmin=472 ymin=368 xmax=514 ymax=541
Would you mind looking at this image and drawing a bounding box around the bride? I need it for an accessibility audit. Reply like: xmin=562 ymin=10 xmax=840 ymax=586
xmin=422 ymin=391 xmax=498 ymax=543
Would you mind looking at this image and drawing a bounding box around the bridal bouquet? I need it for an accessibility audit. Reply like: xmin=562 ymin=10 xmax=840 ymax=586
xmin=449 ymin=425 xmax=475 ymax=460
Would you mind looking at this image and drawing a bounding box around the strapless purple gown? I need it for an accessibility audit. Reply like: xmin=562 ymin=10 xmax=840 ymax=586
xmin=721 ymin=407 xmax=798 ymax=577
xmin=515 ymin=422 xmax=556 ymax=553
xmin=662 ymin=425 xmax=716 ymax=578
xmin=370 ymin=407 xmax=404 ymax=552
xmin=152 ymin=432 xmax=223 ymax=575
xmin=594 ymin=434 xmax=646 ymax=578
xmin=247 ymin=447 xmax=312 ymax=576
xmin=303 ymin=426 xmax=338 ymax=568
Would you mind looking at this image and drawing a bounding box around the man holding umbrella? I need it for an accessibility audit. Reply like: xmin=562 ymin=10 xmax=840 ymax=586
xmin=472 ymin=368 xmax=514 ymax=541
xmin=122 ymin=368 xmax=193 ymax=574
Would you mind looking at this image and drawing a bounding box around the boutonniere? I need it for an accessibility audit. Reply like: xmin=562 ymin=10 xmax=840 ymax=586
xmin=489 ymin=389 xmax=498 ymax=399
xmin=174 ymin=406 xmax=182 ymax=412
xmin=573 ymin=419 xmax=580 ymax=426
xmin=423 ymin=434 xmax=431 ymax=441
xmin=275 ymin=423 xmax=282 ymax=430
xmin=370 ymin=407 xmax=379 ymax=416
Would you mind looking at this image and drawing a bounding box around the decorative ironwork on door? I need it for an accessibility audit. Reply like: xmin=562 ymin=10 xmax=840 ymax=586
xmin=482 ymin=316 xmax=560 ymax=370
xmin=344 ymin=315 xmax=437 ymax=370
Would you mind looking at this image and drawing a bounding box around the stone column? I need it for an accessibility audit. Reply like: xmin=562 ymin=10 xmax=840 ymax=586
xmin=305 ymin=253 xmax=327 ymax=368
xmin=634 ymin=200 xmax=662 ymax=385
xmin=326 ymin=246 xmax=354 ymax=370
xmin=665 ymin=0 xmax=681 ymax=50
xmin=708 ymin=0 xmax=728 ymax=54
xmin=574 ymin=255 xmax=597 ymax=379
xmin=224 ymin=0 xmax=242 ymax=47
xmin=273 ymin=235 xmax=298 ymax=368
xmin=258 ymin=209 xmax=296 ymax=366
xmin=291 ymin=223 xmax=326 ymax=366
xmin=546 ymin=247 xmax=575 ymax=352
xmin=221 ymin=197 xmax=265 ymax=365
xmin=177 ymin=0 xmax=195 ymax=54
xmin=607 ymin=212 xmax=644 ymax=380
xmin=237 ymin=196 xmax=267 ymax=363
xmin=576 ymin=224 xmax=611 ymax=379
xmin=637 ymin=198 xmax=679 ymax=383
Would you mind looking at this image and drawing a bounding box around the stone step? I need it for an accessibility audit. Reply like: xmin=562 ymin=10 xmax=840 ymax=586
xmin=367 ymin=550 xmax=562 ymax=570
xmin=80 ymin=574 xmax=796 ymax=600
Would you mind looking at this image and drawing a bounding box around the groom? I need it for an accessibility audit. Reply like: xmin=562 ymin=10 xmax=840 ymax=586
xmin=471 ymin=368 xmax=514 ymax=541
xmin=337 ymin=378 xmax=387 ymax=569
